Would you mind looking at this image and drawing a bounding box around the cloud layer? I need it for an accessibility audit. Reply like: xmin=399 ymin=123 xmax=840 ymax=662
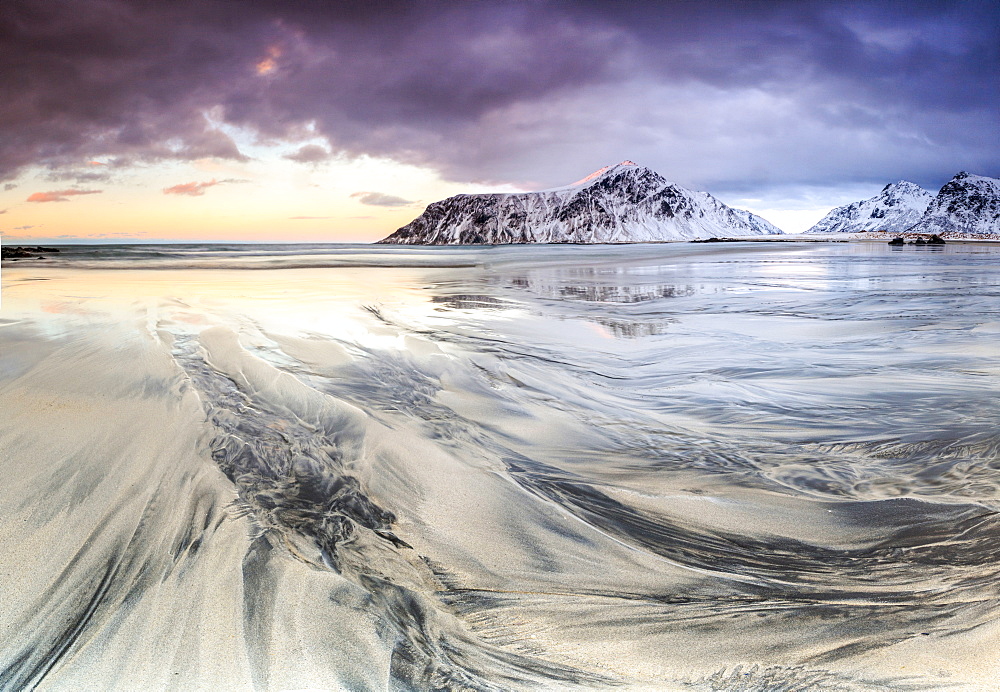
xmin=1 ymin=0 xmax=997 ymax=198
xmin=284 ymin=144 xmax=332 ymax=163
xmin=163 ymin=179 xmax=220 ymax=197
xmin=351 ymin=192 xmax=416 ymax=208
xmin=27 ymin=189 xmax=103 ymax=203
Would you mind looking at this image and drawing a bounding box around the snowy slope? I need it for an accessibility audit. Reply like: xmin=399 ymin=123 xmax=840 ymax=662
xmin=378 ymin=161 xmax=785 ymax=244
xmin=731 ymin=208 xmax=784 ymax=236
xmin=907 ymin=172 xmax=1000 ymax=235
xmin=807 ymin=181 xmax=933 ymax=234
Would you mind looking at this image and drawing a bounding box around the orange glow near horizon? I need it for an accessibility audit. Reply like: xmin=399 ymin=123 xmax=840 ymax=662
xmin=1 ymin=193 xmax=413 ymax=243
xmin=0 ymin=155 xmax=519 ymax=244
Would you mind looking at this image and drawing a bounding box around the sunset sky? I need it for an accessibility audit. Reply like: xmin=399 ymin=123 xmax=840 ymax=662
xmin=1 ymin=0 xmax=997 ymax=243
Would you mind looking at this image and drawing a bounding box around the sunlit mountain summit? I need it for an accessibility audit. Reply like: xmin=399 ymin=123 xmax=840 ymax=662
xmin=378 ymin=161 xmax=783 ymax=244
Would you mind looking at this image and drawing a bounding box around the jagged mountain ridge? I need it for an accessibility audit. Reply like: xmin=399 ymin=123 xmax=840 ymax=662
xmin=377 ymin=161 xmax=783 ymax=244
xmin=807 ymin=181 xmax=933 ymax=234
xmin=907 ymin=172 xmax=1000 ymax=236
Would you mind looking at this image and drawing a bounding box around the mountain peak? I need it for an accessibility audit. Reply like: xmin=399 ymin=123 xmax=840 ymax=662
xmin=878 ymin=181 xmax=925 ymax=196
xmin=910 ymin=171 xmax=1000 ymax=235
xmin=570 ymin=160 xmax=643 ymax=187
xmin=808 ymin=180 xmax=933 ymax=234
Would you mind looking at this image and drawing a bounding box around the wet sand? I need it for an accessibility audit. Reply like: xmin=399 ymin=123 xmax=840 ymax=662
xmin=2 ymin=242 xmax=1000 ymax=690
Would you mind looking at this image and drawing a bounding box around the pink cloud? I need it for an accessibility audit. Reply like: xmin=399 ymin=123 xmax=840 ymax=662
xmin=163 ymin=179 xmax=219 ymax=196
xmin=27 ymin=189 xmax=103 ymax=203
xmin=255 ymin=45 xmax=282 ymax=76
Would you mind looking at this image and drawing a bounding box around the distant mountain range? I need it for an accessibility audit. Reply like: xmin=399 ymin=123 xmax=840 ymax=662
xmin=808 ymin=172 xmax=1000 ymax=236
xmin=377 ymin=161 xmax=782 ymax=244
xmin=376 ymin=163 xmax=1000 ymax=245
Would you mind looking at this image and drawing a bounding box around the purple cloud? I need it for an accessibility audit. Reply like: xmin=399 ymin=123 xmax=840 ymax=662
xmin=0 ymin=0 xmax=995 ymax=200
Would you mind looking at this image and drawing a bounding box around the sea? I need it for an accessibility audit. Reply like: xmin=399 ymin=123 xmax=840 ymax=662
xmin=1 ymin=240 xmax=999 ymax=690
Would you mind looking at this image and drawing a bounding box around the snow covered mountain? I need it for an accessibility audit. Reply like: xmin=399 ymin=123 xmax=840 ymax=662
xmin=807 ymin=181 xmax=933 ymax=234
xmin=907 ymin=172 xmax=1000 ymax=236
xmin=377 ymin=161 xmax=783 ymax=244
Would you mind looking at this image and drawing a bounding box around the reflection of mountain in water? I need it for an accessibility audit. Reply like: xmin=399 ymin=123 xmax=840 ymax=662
xmin=593 ymin=318 xmax=673 ymax=338
xmin=425 ymin=277 xmax=684 ymax=338
xmin=509 ymin=270 xmax=690 ymax=337
xmin=504 ymin=266 xmax=697 ymax=304
xmin=557 ymin=284 xmax=695 ymax=303
xmin=431 ymin=295 xmax=512 ymax=310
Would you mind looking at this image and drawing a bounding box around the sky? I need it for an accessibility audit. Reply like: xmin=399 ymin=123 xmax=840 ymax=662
xmin=1 ymin=0 xmax=997 ymax=243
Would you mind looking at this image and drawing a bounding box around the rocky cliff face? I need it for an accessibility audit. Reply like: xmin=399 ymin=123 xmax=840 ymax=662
xmin=378 ymin=161 xmax=783 ymax=244
xmin=807 ymin=181 xmax=933 ymax=234
xmin=907 ymin=172 xmax=1000 ymax=236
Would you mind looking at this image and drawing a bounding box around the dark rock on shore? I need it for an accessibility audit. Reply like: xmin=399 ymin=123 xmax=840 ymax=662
xmin=888 ymin=234 xmax=945 ymax=247
xmin=1 ymin=246 xmax=61 ymax=259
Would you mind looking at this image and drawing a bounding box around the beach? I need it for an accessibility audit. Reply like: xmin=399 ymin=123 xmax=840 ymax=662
xmin=2 ymin=240 xmax=1000 ymax=690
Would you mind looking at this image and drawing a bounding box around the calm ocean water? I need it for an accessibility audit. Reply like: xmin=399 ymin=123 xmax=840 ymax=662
xmin=2 ymin=240 xmax=1000 ymax=690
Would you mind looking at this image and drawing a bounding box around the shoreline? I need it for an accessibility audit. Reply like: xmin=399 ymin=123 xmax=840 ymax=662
xmin=3 ymin=234 xmax=1000 ymax=265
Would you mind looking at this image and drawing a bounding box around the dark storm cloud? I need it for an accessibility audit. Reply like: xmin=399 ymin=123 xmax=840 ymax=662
xmin=1 ymin=0 xmax=996 ymax=194
xmin=0 ymin=0 xmax=254 ymax=179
